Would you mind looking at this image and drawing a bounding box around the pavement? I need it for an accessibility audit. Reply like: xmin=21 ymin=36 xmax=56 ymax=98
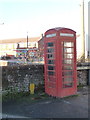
xmin=1 ymin=86 xmax=89 ymax=119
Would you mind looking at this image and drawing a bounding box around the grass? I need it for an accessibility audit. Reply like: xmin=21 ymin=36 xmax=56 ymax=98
xmin=2 ymin=91 xmax=79 ymax=105
xmin=77 ymin=84 xmax=85 ymax=88
xmin=2 ymin=90 xmax=49 ymax=104
xmin=63 ymin=94 xmax=79 ymax=99
xmin=2 ymin=85 xmax=87 ymax=103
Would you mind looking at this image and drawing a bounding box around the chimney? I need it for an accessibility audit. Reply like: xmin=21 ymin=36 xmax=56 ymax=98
xmin=41 ymin=34 xmax=43 ymax=38
xmin=17 ymin=43 xmax=20 ymax=48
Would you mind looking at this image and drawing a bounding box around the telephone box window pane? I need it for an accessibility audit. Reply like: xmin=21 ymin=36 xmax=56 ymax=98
xmin=48 ymin=66 xmax=54 ymax=70
xmin=62 ymin=66 xmax=73 ymax=70
xmin=48 ymin=60 xmax=54 ymax=64
xmin=48 ymin=76 xmax=56 ymax=82
xmin=48 ymin=82 xmax=56 ymax=88
xmin=63 ymin=83 xmax=73 ymax=88
xmin=64 ymin=42 xmax=74 ymax=47
xmin=47 ymin=48 xmax=54 ymax=53
xmin=46 ymin=33 xmax=56 ymax=38
xmin=62 ymin=71 xmax=73 ymax=76
xmin=48 ymin=54 xmax=54 ymax=59
xmin=63 ymin=77 xmax=73 ymax=82
xmin=63 ymin=59 xmax=73 ymax=64
xmin=64 ymin=54 xmax=73 ymax=59
xmin=63 ymin=77 xmax=73 ymax=88
xmin=47 ymin=42 xmax=54 ymax=47
xmin=64 ymin=48 xmax=73 ymax=53
xmin=48 ymin=71 xmax=54 ymax=75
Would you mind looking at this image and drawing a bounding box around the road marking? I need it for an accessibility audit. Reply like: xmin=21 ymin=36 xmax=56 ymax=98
xmin=0 ymin=113 xmax=28 ymax=119
xmin=44 ymin=101 xmax=52 ymax=104
xmin=63 ymin=100 xmax=71 ymax=104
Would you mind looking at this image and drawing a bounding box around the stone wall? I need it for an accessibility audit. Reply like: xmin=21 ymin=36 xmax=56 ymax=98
xmin=2 ymin=65 xmax=44 ymax=92
xmin=2 ymin=64 xmax=88 ymax=92
xmin=77 ymin=70 xmax=88 ymax=86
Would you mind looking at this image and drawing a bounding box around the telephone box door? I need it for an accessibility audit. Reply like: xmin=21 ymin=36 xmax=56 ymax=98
xmin=57 ymin=40 xmax=77 ymax=97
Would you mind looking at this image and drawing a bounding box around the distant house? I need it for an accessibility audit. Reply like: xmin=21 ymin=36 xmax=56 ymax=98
xmin=38 ymin=35 xmax=44 ymax=59
xmin=0 ymin=37 xmax=41 ymax=57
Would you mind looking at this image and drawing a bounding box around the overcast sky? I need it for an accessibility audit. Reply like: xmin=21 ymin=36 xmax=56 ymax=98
xmin=0 ymin=0 xmax=89 ymax=40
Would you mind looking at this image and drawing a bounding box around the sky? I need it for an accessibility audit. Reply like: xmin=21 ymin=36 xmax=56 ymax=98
xmin=0 ymin=0 xmax=89 ymax=40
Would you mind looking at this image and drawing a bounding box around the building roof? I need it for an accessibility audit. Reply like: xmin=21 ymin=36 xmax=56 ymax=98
xmin=0 ymin=37 xmax=41 ymax=44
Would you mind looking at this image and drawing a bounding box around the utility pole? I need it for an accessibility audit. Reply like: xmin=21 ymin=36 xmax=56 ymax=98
xmin=26 ymin=32 xmax=29 ymax=62
xmin=88 ymin=1 xmax=90 ymax=61
xmin=27 ymin=32 xmax=28 ymax=48
xmin=0 ymin=22 xmax=4 ymax=93
xmin=80 ymin=0 xmax=85 ymax=62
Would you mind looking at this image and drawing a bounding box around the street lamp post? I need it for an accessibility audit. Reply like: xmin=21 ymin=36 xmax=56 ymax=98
xmin=0 ymin=22 xmax=4 ymax=97
xmin=26 ymin=32 xmax=29 ymax=62
xmin=27 ymin=32 xmax=28 ymax=48
xmin=0 ymin=22 xmax=4 ymax=57
xmin=80 ymin=0 xmax=85 ymax=62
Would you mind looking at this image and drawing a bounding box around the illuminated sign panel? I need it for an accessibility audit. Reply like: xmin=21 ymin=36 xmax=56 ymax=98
xmin=46 ymin=33 xmax=56 ymax=38
xmin=60 ymin=33 xmax=74 ymax=37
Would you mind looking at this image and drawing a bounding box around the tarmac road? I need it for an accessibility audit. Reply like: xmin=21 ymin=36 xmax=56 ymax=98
xmin=2 ymin=86 xmax=89 ymax=119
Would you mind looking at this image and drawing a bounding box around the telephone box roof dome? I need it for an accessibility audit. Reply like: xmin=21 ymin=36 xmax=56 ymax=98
xmin=46 ymin=27 xmax=76 ymax=33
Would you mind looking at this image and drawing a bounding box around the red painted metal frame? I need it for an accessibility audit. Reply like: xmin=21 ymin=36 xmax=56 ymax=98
xmin=44 ymin=27 xmax=77 ymax=98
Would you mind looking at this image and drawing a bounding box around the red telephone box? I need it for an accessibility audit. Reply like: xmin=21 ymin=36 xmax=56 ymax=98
xmin=44 ymin=27 xmax=77 ymax=98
